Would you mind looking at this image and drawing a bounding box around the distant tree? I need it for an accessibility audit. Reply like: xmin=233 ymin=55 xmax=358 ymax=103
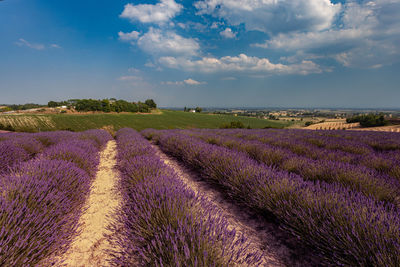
xmin=184 ymin=107 xmax=187 ymax=112
xmin=101 ymin=99 xmax=111 ymax=113
xmin=145 ymin=99 xmax=157 ymax=109
xmin=0 ymin=106 xmax=12 ymax=112
xmin=8 ymin=103 xmax=44 ymax=110
xmin=220 ymin=121 xmax=246 ymax=129
xmin=346 ymin=113 xmax=388 ymax=127
xmin=137 ymin=101 xmax=150 ymax=113
xmin=48 ymin=101 xmax=58 ymax=107
xmin=195 ymin=107 xmax=202 ymax=113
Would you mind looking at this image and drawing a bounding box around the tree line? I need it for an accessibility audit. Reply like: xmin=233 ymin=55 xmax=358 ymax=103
xmin=48 ymin=98 xmax=157 ymax=113
xmin=1 ymin=103 xmax=45 ymax=111
xmin=346 ymin=113 xmax=388 ymax=127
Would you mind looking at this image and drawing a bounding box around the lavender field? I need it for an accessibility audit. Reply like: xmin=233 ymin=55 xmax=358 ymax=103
xmin=1 ymin=128 xmax=400 ymax=266
xmin=0 ymin=129 xmax=112 ymax=265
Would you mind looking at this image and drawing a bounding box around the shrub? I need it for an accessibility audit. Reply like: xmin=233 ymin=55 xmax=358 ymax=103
xmin=220 ymin=121 xmax=245 ymax=129
xmin=347 ymin=114 xmax=388 ymax=127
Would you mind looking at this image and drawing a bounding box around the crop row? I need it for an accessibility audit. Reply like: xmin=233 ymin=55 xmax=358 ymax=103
xmin=144 ymin=129 xmax=400 ymax=266
xmin=178 ymin=129 xmax=400 ymax=206
xmin=109 ymin=128 xmax=262 ymax=266
xmin=0 ymin=130 xmax=111 ymax=265
xmin=211 ymin=129 xmax=400 ymax=180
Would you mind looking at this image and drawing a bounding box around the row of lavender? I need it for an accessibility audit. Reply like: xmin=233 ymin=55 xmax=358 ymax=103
xmin=143 ymin=129 xmax=400 ymax=266
xmin=0 ymin=130 xmax=111 ymax=265
xmin=109 ymin=128 xmax=262 ymax=266
xmin=179 ymin=129 xmax=400 ymax=206
xmin=214 ymin=129 xmax=400 ymax=180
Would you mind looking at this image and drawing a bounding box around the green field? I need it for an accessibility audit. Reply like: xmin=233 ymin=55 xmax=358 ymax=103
xmin=0 ymin=110 xmax=291 ymax=132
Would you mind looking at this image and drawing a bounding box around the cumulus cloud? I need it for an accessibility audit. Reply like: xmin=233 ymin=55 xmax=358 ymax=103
xmin=120 ymin=0 xmax=182 ymax=25
xmin=195 ymin=0 xmax=341 ymax=34
xmin=162 ymin=78 xmax=206 ymax=85
xmin=118 ymin=31 xmax=140 ymax=41
xmin=254 ymin=28 xmax=368 ymax=50
xmin=253 ymin=0 xmax=400 ymax=68
xmin=220 ymin=28 xmax=236 ymax=38
xmin=137 ymin=27 xmax=200 ymax=56
xmin=15 ymin=39 xmax=45 ymax=50
xmin=159 ymin=53 xmax=322 ymax=75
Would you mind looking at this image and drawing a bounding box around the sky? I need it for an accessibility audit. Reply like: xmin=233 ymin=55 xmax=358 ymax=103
xmin=0 ymin=0 xmax=399 ymax=108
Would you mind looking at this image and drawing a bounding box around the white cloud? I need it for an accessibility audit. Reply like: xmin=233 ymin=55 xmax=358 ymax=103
xmin=211 ymin=21 xmax=224 ymax=29
xmin=159 ymin=53 xmax=322 ymax=75
xmin=127 ymin=68 xmax=142 ymax=74
xmin=177 ymin=22 xmax=186 ymax=29
xmin=184 ymin=78 xmax=206 ymax=85
xmin=15 ymin=39 xmax=45 ymax=50
xmin=195 ymin=0 xmax=341 ymax=34
xmin=120 ymin=0 xmax=182 ymax=25
xmin=50 ymin=44 xmax=61 ymax=49
xmin=145 ymin=61 xmax=157 ymax=68
xmin=118 ymin=75 xmax=143 ymax=81
xmin=137 ymin=27 xmax=200 ymax=56
xmin=253 ymin=0 xmax=400 ymax=68
xmin=162 ymin=78 xmax=207 ymax=85
xmin=118 ymin=31 xmax=140 ymax=41
xmin=15 ymin=39 xmax=63 ymax=50
xmin=220 ymin=28 xmax=236 ymax=38
xmin=255 ymin=28 xmax=368 ymax=50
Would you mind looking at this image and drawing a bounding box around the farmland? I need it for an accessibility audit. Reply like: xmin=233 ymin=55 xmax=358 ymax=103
xmin=0 ymin=110 xmax=290 ymax=132
xmin=1 ymin=127 xmax=400 ymax=266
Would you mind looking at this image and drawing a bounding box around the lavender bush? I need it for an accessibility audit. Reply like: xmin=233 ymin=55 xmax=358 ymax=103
xmin=181 ymin=130 xmax=400 ymax=206
xmin=110 ymin=128 xmax=262 ymax=266
xmin=0 ymin=129 xmax=111 ymax=265
xmin=147 ymin=129 xmax=400 ymax=266
xmin=219 ymin=129 xmax=400 ymax=180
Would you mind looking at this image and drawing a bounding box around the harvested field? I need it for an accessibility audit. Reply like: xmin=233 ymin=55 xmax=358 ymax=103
xmin=0 ymin=114 xmax=55 ymax=130
xmin=351 ymin=125 xmax=400 ymax=132
xmin=306 ymin=120 xmax=359 ymax=130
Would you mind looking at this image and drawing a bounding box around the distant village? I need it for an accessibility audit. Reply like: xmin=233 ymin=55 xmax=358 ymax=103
xmin=203 ymin=108 xmax=400 ymax=121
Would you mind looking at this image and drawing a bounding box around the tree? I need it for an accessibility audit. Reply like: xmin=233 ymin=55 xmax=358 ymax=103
xmin=346 ymin=113 xmax=388 ymax=127
xmin=48 ymin=101 xmax=58 ymax=107
xmin=101 ymin=99 xmax=111 ymax=113
xmin=220 ymin=121 xmax=245 ymax=129
xmin=137 ymin=101 xmax=150 ymax=113
xmin=195 ymin=107 xmax=202 ymax=113
xmin=145 ymin=99 xmax=157 ymax=109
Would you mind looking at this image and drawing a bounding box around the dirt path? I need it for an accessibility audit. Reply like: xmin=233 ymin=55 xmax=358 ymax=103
xmin=60 ymin=140 xmax=121 ymax=266
xmin=153 ymin=144 xmax=323 ymax=267
xmin=153 ymin=145 xmax=286 ymax=266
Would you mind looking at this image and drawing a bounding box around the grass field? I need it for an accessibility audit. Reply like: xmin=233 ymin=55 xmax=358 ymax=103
xmin=0 ymin=110 xmax=291 ymax=132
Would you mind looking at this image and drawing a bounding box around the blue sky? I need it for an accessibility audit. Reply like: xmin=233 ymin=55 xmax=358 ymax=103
xmin=1 ymin=0 xmax=399 ymax=108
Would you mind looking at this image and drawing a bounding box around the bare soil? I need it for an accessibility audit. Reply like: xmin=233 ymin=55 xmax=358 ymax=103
xmin=59 ymin=140 xmax=121 ymax=266
xmin=152 ymin=144 xmax=322 ymax=267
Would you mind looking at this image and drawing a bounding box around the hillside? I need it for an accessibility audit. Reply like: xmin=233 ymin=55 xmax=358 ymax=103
xmin=0 ymin=110 xmax=290 ymax=132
